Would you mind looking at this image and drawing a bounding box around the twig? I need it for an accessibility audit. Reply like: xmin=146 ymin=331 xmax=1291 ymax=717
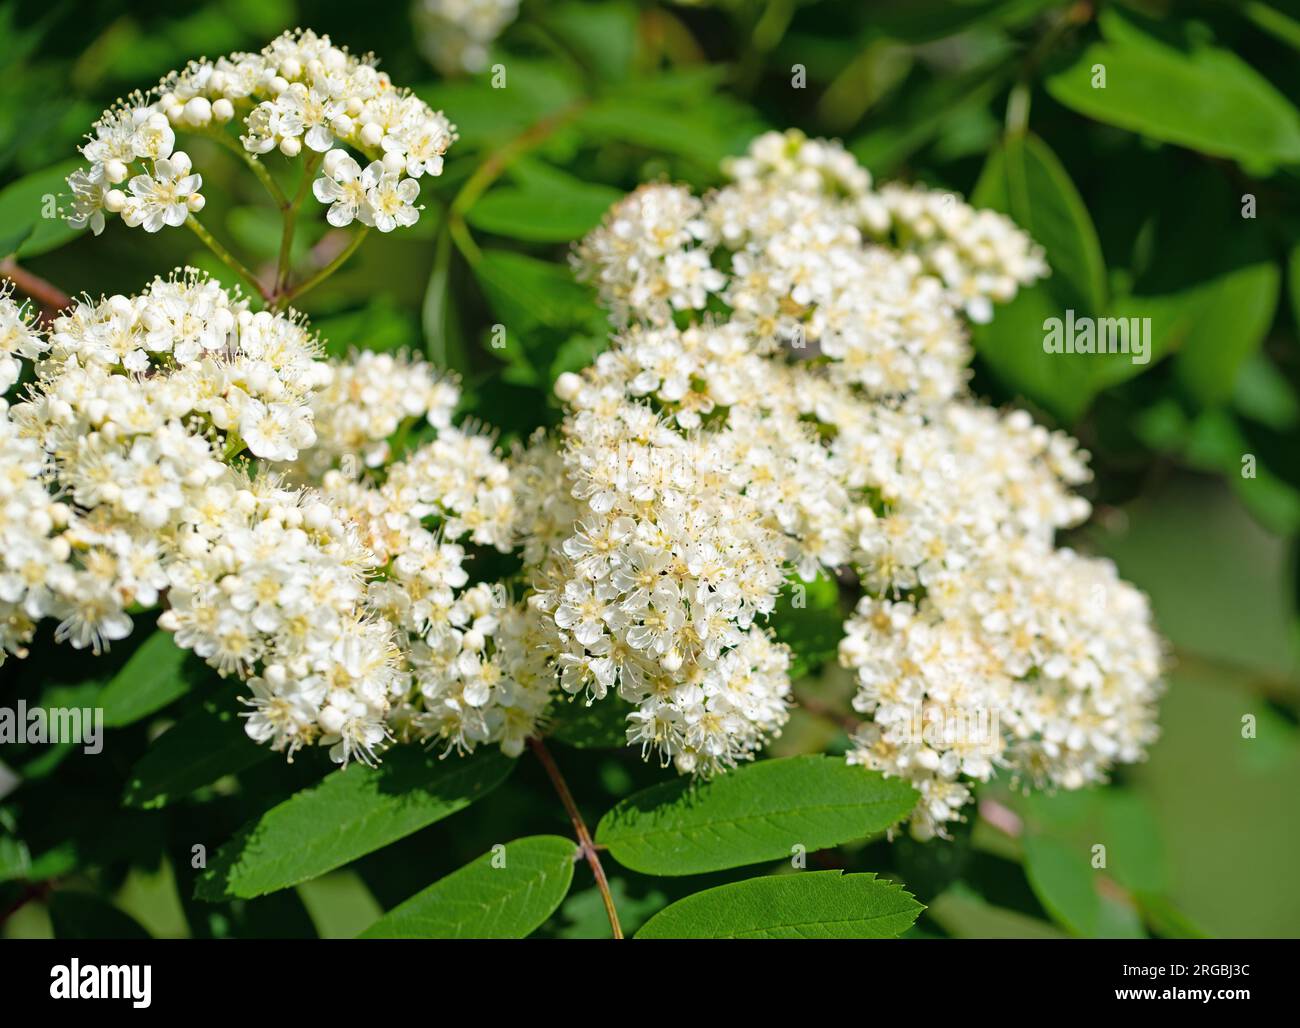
xmin=528 ymin=736 xmax=624 ymax=939
xmin=1 ymin=258 xmax=72 ymax=315
xmin=276 ymin=227 xmax=368 ymax=309
xmin=450 ymin=103 xmax=587 ymax=216
xmin=185 ymin=216 xmax=270 ymax=301
xmin=277 ymin=149 xmax=324 ymax=294
xmin=978 ymin=797 xmax=1025 ymax=839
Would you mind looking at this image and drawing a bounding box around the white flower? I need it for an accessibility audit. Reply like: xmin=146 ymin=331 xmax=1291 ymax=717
xmin=312 ymin=150 xmax=368 ymax=227
xmin=359 ymin=165 xmax=421 ymax=233
xmin=66 ymin=29 xmax=457 ymax=235
xmin=67 ymin=170 xmax=107 ymax=236
xmin=121 ymin=153 xmax=201 ymax=233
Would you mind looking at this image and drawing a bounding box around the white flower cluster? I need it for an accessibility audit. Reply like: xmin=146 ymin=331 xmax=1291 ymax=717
xmin=868 ymin=183 xmax=1050 ymax=323
xmin=5 ymin=271 xmax=331 ymax=658
xmin=0 ymin=397 xmax=75 ymax=664
xmin=313 ymin=375 xmax=542 ymax=758
xmin=67 ymin=29 xmax=454 ymax=235
xmin=560 ymin=129 xmax=1162 ymax=818
xmin=515 ymin=387 xmax=794 ymax=775
xmin=160 ymin=472 xmax=402 ymax=765
xmin=414 ymin=0 xmax=521 ymax=75
xmin=574 ymin=129 xmax=1044 ymax=405
xmin=2 ymin=273 xmax=540 ymax=766
xmin=1 ymin=287 xmax=47 ymax=393
xmin=294 ymin=349 xmax=460 ymax=478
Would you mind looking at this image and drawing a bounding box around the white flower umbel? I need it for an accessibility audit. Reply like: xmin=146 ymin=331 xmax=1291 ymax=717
xmin=67 ymin=29 xmax=452 ymax=238
xmin=565 ymin=127 xmax=1162 ymax=812
xmin=8 ymin=270 xmax=331 ymax=661
xmin=317 ymin=397 xmax=539 ymax=758
xmin=160 ymin=471 xmax=402 ymax=765
xmin=514 ymin=385 xmax=795 ymax=776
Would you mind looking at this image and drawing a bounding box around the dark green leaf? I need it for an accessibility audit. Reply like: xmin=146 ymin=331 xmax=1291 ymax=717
xmin=596 ymin=755 xmax=916 ymax=875
xmin=0 ymin=159 xmax=85 ymax=258
xmin=548 ymin=696 xmax=628 ymax=749
xmin=972 ymin=133 xmax=1106 ymax=314
xmin=466 ymin=178 xmax=621 ymax=242
xmin=359 ymin=835 xmax=576 ymax=938
xmin=195 ymin=748 xmax=514 ymax=900
xmin=99 ymin=630 xmax=198 ymax=728
xmin=123 ymin=682 xmax=270 ymax=810
xmin=1045 ymin=10 xmax=1300 ymax=169
xmin=635 ymin=871 xmax=921 ymax=938
xmin=49 ymin=891 xmax=151 ymax=939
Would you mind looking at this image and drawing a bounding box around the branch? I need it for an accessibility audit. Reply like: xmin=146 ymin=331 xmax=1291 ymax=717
xmin=528 ymin=736 xmax=624 ymax=939
xmin=1 ymin=258 xmax=72 ymax=315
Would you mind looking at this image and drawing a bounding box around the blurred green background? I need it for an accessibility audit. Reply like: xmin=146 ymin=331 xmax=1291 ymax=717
xmin=2 ymin=0 xmax=1299 ymax=938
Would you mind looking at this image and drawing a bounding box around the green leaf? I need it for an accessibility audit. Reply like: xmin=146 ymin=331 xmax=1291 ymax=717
xmin=195 ymin=748 xmax=515 ymax=900
xmin=123 ymin=682 xmax=270 ymax=810
xmin=49 ymin=892 xmax=151 ymax=939
xmin=466 ymin=177 xmax=621 ymax=243
xmin=972 ymin=133 xmax=1106 ymax=314
xmin=0 ymin=832 xmax=31 ymax=883
xmin=926 ymin=883 xmax=1068 ymax=939
xmin=1175 ymin=260 xmax=1280 ymax=407
xmin=635 ymin=871 xmax=921 ymax=938
xmin=422 ymin=227 xmax=469 ymax=373
xmin=1135 ymin=892 xmax=1209 ymax=939
xmin=1044 ymin=10 xmax=1300 ymax=170
xmin=542 ymin=1 xmax=639 ymax=83
xmin=969 ymin=283 xmax=1090 ymax=423
xmin=574 ymin=86 xmax=765 ymax=169
xmin=0 ymin=158 xmax=85 ymax=258
xmin=296 ymin=871 xmax=384 ymax=939
xmin=772 ymin=573 xmax=843 ymax=680
xmin=99 ymin=630 xmax=199 ymax=728
xmin=359 ymin=836 xmax=577 ymax=938
xmin=474 ymin=249 xmax=599 ymax=333
xmin=548 ymin=696 xmax=629 ymax=749
xmin=1021 ymin=834 xmax=1101 ymax=937
xmin=596 ymin=755 xmax=916 ymax=876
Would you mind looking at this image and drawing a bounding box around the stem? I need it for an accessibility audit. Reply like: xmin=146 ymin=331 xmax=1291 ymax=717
xmin=448 ymin=214 xmax=481 ymax=266
xmin=185 ymin=216 xmax=270 ymax=301
xmin=203 ymin=128 xmax=289 ymax=209
xmin=276 ymin=226 xmax=368 ymax=308
xmin=1 ymin=258 xmax=72 ymax=313
xmin=450 ymin=103 xmax=586 ymax=217
xmin=277 ymin=150 xmax=324 ymax=294
xmin=528 ymin=736 xmax=623 ymax=939
xmin=1005 ymin=80 xmax=1032 ymax=138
